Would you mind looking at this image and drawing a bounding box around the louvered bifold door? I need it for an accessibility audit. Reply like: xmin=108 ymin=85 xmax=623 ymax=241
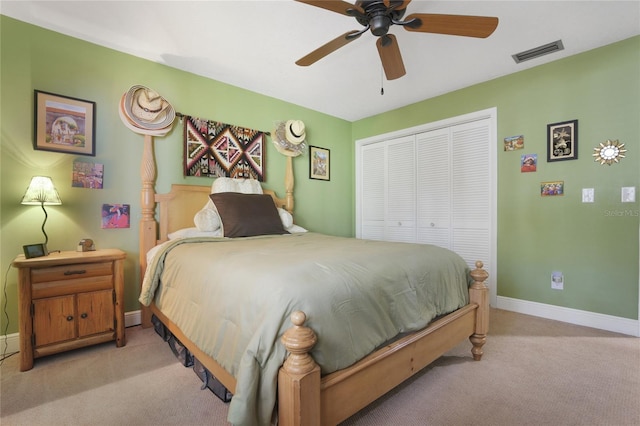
xmin=360 ymin=143 xmax=386 ymax=241
xmin=450 ymin=119 xmax=491 ymax=272
xmin=416 ymin=128 xmax=452 ymax=249
xmin=385 ymin=136 xmax=416 ymax=243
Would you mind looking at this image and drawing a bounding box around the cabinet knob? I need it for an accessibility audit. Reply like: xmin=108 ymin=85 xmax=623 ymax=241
xmin=66 ymin=315 xmax=74 ymax=321
xmin=430 ymin=223 xmax=435 ymax=227
xmin=81 ymin=313 xmax=88 ymax=319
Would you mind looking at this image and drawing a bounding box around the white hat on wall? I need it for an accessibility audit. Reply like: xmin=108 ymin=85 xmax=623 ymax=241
xmin=119 ymin=85 xmax=175 ymax=135
xmin=272 ymin=120 xmax=306 ymax=157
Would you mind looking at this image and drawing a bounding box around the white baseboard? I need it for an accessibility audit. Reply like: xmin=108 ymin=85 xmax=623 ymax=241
xmin=125 ymin=310 xmax=142 ymax=327
xmin=1 ymin=310 xmax=145 ymax=357
xmin=1 ymin=332 xmax=19 ymax=357
xmin=497 ymin=296 xmax=640 ymax=337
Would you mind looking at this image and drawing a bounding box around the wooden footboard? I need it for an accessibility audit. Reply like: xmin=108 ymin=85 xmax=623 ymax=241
xmin=146 ymin=260 xmax=489 ymax=426
xmin=278 ymin=261 xmax=489 ymax=426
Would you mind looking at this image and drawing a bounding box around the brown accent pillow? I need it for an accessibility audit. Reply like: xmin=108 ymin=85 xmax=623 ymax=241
xmin=209 ymin=192 xmax=289 ymax=238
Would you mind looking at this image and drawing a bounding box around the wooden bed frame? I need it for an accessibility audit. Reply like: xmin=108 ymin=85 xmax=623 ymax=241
xmin=137 ymin=135 xmax=489 ymax=425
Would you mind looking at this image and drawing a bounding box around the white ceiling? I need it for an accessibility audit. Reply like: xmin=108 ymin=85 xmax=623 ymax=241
xmin=2 ymin=0 xmax=639 ymax=121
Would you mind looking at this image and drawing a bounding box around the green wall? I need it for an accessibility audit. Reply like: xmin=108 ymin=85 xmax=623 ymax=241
xmin=1 ymin=16 xmax=638 ymax=337
xmin=353 ymin=36 xmax=640 ymax=320
xmin=0 ymin=16 xmax=353 ymax=334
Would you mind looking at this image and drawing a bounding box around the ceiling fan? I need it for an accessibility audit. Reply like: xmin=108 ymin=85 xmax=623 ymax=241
xmin=295 ymin=0 xmax=499 ymax=80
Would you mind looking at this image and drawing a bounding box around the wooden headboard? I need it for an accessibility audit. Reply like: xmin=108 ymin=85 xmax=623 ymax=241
xmin=155 ymin=184 xmax=290 ymax=243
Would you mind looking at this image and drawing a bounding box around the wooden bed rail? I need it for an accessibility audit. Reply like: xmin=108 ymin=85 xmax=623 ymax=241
xmin=278 ymin=261 xmax=490 ymax=426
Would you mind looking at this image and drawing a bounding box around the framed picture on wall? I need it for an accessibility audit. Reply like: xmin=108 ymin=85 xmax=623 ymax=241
xmin=309 ymin=146 xmax=330 ymax=181
xmin=34 ymin=90 xmax=96 ymax=156
xmin=541 ymin=181 xmax=564 ymax=196
xmin=547 ymin=119 xmax=577 ymax=162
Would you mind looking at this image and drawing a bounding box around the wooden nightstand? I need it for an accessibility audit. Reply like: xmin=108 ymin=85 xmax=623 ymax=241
xmin=12 ymin=249 xmax=127 ymax=371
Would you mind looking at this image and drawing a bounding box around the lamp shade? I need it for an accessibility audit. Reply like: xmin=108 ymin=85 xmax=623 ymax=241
xmin=21 ymin=176 xmax=62 ymax=205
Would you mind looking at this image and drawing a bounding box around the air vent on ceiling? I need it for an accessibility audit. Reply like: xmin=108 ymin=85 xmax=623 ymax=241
xmin=512 ymin=40 xmax=564 ymax=64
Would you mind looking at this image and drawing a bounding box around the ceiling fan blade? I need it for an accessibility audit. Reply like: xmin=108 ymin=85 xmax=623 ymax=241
xmin=296 ymin=31 xmax=362 ymax=66
xmin=376 ymin=34 xmax=406 ymax=80
xmin=404 ymin=14 xmax=499 ymax=38
xmin=295 ymin=0 xmax=364 ymax=16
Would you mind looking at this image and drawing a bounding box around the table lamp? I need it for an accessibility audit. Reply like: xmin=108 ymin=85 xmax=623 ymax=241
xmin=21 ymin=176 xmax=62 ymax=255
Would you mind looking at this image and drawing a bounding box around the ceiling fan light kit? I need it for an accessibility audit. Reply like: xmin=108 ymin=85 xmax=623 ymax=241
xmin=295 ymin=0 xmax=498 ymax=80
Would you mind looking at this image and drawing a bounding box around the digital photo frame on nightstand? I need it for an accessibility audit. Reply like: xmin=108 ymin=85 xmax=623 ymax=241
xmin=23 ymin=243 xmax=48 ymax=259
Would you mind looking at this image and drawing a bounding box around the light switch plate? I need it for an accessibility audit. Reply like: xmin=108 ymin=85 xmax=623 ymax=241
xmin=582 ymin=188 xmax=594 ymax=203
xmin=622 ymin=187 xmax=636 ymax=203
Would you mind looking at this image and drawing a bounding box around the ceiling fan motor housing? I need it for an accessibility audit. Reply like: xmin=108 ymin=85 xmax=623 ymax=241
xmin=355 ymin=0 xmax=406 ymax=36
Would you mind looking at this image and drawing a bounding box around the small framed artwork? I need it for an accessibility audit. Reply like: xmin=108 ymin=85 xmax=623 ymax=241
xmin=72 ymin=159 xmax=104 ymax=189
xmin=310 ymin=146 xmax=330 ymax=181
xmin=504 ymin=135 xmax=524 ymax=151
xmin=101 ymin=204 xmax=130 ymax=228
xmin=547 ymin=119 xmax=577 ymax=162
xmin=520 ymin=154 xmax=537 ymax=173
xmin=34 ymin=90 xmax=96 ymax=156
xmin=541 ymin=181 xmax=564 ymax=196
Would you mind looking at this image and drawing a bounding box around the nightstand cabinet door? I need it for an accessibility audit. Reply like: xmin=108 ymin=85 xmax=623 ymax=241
xmin=33 ymin=295 xmax=76 ymax=347
xmin=77 ymin=289 xmax=115 ymax=337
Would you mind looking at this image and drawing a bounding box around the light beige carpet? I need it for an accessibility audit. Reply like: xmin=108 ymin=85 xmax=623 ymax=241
xmin=1 ymin=309 xmax=639 ymax=425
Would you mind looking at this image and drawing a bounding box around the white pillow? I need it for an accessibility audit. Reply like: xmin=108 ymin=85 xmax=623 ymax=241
xmin=168 ymin=227 xmax=222 ymax=239
xmin=278 ymin=208 xmax=293 ymax=229
xmin=194 ymin=207 xmax=221 ymax=232
xmin=286 ymin=224 xmax=308 ymax=233
xmin=211 ymin=177 xmax=263 ymax=195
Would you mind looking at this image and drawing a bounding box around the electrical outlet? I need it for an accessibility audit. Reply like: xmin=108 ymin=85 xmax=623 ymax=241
xmin=622 ymin=187 xmax=636 ymax=203
xmin=551 ymin=271 xmax=564 ymax=290
xmin=582 ymin=188 xmax=594 ymax=203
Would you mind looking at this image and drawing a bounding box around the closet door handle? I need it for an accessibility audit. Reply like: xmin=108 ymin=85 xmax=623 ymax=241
xmin=81 ymin=313 xmax=88 ymax=319
xmin=66 ymin=315 xmax=74 ymax=321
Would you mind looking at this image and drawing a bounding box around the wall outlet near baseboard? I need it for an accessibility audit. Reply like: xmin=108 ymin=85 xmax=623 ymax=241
xmin=551 ymin=271 xmax=564 ymax=290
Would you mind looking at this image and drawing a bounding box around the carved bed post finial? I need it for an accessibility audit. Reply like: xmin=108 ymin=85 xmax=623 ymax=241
xmin=278 ymin=311 xmax=321 ymax=426
xmin=281 ymin=311 xmax=318 ymax=374
xmin=469 ymin=261 xmax=490 ymax=360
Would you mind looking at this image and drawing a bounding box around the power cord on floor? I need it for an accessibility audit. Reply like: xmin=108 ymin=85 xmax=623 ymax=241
xmin=1 ymin=263 xmax=19 ymax=365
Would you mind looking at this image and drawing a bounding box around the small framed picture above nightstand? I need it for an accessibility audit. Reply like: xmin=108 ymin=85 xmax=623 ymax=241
xmin=12 ymin=249 xmax=127 ymax=371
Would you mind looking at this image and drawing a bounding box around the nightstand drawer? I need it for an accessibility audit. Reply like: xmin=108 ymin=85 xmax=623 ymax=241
xmin=32 ymin=275 xmax=113 ymax=299
xmin=31 ymin=262 xmax=113 ymax=284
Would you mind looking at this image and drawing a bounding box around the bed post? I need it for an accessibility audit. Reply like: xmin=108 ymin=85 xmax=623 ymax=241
xmin=139 ymin=134 xmax=157 ymax=328
xmin=469 ymin=261 xmax=490 ymax=360
xmin=285 ymin=156 xmax=294 ymax=213
xmin=278 ymin=311 xmax=321 ymax=426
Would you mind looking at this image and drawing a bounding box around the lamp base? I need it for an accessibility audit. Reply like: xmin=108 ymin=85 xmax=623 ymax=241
xmin=23 ymin=243 xmax=49 ymax=259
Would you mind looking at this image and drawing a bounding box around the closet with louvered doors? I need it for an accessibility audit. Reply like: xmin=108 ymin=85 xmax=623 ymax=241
xmin=356 ymin=109 xmax=496 ymax=304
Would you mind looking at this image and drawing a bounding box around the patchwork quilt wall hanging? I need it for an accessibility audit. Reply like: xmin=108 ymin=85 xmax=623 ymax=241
xmin=184 ymin=116 xmax=265 ymax=181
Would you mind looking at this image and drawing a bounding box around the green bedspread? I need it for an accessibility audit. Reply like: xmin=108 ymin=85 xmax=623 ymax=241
xmin=140 ymin=232 xmax=471 ymax=426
